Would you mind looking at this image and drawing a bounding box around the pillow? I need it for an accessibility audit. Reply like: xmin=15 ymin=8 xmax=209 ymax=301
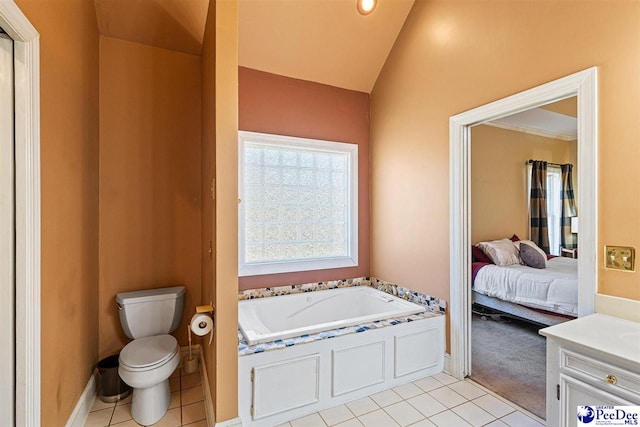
xmin=472 ymin=245 xmax=494 ymax=264
xmin=476 ymin=239 xmax=521 ymax=266
xmin=510 ymin=234 xmax=520 ymax=242
xmin=518 ymin=240 xmax=547 ymax=269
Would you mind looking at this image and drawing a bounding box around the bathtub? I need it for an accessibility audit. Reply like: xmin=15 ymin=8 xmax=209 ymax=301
xmin=239 ymin=286 xmax=426 ymax=345
xmin=238 ymin=285 xmax=445 ymax=426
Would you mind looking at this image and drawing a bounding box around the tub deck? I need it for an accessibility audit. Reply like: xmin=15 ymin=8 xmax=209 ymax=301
xmin=238 ymin=310 xmax=441 ymax=356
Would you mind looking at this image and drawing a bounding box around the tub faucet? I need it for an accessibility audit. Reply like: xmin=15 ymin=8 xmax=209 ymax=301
xmin=378 ymin=283 xmax=398 ymax=296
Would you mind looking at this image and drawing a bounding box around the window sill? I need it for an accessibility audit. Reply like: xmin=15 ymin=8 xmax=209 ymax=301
xmin=239 ymin=256 xmax=358 ymax=277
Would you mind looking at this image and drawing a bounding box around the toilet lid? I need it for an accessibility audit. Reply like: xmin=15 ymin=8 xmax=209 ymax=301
xmin=119 ymin=335 xmax=178 ymax=369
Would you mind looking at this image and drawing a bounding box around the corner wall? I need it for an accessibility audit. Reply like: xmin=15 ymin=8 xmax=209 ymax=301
xmin=238 ymin=67 xmax=371 ymax=290
xmin=201 ymin=0 xmax=239 ymax=422
xmin=371 ymin=0 xmax=640 ymax=348
xmin=14 ymin=0 xmax=100 ymax=424
xmin=98 ymin=36 xmax=202 ymax=359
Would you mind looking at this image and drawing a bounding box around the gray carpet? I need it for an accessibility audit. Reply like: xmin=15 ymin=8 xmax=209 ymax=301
xmin=470 ymin=313 xmax=546 ymax=419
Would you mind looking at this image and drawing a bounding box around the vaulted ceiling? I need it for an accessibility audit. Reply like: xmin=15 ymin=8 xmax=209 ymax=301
xmin=93 ymin=0 xmax=415 ymax=93
xmin=94 ymin=0 xmax=209 ymax=56
xmin=238 ymin=0 xmax=415 ymax=93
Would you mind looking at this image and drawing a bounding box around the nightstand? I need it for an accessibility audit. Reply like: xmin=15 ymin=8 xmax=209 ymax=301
xmin=561 ymin=247 xmax=577 ymax=259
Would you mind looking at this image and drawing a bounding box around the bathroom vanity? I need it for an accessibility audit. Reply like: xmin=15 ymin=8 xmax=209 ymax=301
xmin=540 ymin=314 xmax=640 ymax=427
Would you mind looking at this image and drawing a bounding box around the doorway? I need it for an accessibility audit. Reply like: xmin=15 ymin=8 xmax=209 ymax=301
xmin=0 ymin=29 xmax=15 ymax=426
xmin=448 ymin=68 xmax=598 ymax=390
xmin=467 ymin=97 xmax=579 ymax=418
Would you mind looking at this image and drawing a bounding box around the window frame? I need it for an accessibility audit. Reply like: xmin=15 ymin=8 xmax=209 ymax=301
xmin=238 ymin=131 xmax=359 ymax=277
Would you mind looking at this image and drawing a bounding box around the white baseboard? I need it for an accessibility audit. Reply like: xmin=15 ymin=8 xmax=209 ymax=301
xmin=65 ymin=370 xmax=97 ymax=427
xmin=443 ymin=352 xmax=451 ymax=375
xmin=215 ymin=417 xmax=243 ymax=427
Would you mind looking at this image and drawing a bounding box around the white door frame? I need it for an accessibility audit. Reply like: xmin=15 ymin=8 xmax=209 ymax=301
xmin=0 ymin=31 xmax=15 ymax=426
xmin=448 ymin=68 xmax=598 ymax=379
xmin=0 ymin=1 xmax=40 ymax=425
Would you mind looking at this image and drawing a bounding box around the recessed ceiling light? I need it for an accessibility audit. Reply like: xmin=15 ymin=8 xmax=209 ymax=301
xmin=357 ymin=0 xmax=377 ymax=15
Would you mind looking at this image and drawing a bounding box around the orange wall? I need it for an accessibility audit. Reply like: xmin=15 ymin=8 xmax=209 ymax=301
xmin=98 ymin=36 xmax=202 ymax=359
xmin=14 ymin=0 xmax=100 ymax=424
xmin=471 ymin=125 xmax=576 ymax=244
xmin=238 ymin=67 xmax=371 ymax=290
xmin=371 ymin=0 xmax=640 ymax=314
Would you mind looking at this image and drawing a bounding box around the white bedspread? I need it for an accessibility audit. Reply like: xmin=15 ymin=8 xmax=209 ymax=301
xmin=473 ymin=257 xmax=578 ymax=316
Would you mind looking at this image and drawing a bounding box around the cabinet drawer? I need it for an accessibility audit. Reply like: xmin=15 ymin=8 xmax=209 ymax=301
xmin=560 ymin=374 xmax=634 ymax=427
xmin=560 ymin=348 xmax=640 ymax=398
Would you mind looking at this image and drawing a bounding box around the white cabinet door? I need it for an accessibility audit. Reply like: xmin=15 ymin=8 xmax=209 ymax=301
xmin=560 ymin=374 xmax=634 ymax=427
xmin=0 ymin=31 xmax=15 ymax=427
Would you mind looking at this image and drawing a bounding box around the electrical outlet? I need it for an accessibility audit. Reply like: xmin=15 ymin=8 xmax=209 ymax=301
xmin=604 ymin=246 xmax=635 ymax=272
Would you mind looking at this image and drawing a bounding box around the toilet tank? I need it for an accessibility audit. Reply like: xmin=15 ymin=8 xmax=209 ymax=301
xmin=116 ymin=286 xmax=185 ymax=339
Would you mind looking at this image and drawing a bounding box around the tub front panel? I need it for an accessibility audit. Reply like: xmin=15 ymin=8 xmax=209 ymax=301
xmin=395 ymin=328 xmax=441 ymax=378
xmin=252 ymin=354 xmax=320 ymax=420
xmin=332 ymin=340 xmax=385 ymax=397
xmin=238 ymin=314 xmax=446 ymax=427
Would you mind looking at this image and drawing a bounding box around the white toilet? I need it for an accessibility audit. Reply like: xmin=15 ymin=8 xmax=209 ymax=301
xmin=116 ymin=286 xmax=185 ymax=426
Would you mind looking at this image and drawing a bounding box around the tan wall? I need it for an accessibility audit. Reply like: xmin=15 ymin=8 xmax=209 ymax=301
xmin=202 ymin=0 xmax=239 ymax=422
xmin=98 ymin=36 xmax=202 ymax=359
xmin=238 ymin=67 xmax=371 ymax=290
xmin=371 ymin=0 xmax=640 ymax=333
xmin=14 ymin=0 xmax=100 ymax=424
xmin=471 ymin=125 xmax=575 ymax=244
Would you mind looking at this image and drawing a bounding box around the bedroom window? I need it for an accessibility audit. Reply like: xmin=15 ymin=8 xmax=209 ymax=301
xmin=527 ymin=164 xmax=562 ymax=255
xmin=238 ymin=131 xmax=358 ymax=276
xmin=546 ymin=167 xmax=562 ymax=255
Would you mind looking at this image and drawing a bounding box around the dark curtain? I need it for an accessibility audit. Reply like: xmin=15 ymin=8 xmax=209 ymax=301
xmin=530 ymin=161 xmax=550 ymax=253
xmin=561 ymin=164 xmax=578 ymax=249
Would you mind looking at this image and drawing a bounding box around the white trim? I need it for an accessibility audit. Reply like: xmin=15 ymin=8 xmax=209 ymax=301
xmin=485 ymin=120 xmax=577 ymax=141
xmin=238 ymin=131 xmax=359 ymax=277
xmin=215 ymin=417 xmax=243 ymax=427
xmin=0 ymin=1 xmax=40 ymax=425
xmin=443 ymin=352 xmax=451 ymax=375
xmin=0 ymin=32 xmax=15 ymax=426
xmin=449 ymin=68 xmax=598 ymax=380
xmin=595 ymin=293 xmax=640 ymax=323
xmin=484 ymin=107 xmax=578 ymax=142
xmin=65 ymin=371 xmax=97 ymax=427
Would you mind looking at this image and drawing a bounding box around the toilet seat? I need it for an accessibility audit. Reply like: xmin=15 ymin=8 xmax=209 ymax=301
xmin=119 ymin=335 xmax=178 ymax=371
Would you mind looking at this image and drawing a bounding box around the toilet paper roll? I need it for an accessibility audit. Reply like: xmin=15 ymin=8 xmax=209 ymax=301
xmin=190 ymin=313 xmax=213 ymax=336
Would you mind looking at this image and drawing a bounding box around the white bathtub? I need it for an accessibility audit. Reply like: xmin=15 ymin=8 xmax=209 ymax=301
xmin=239 ymin=286 xmax=426 ymax=345
xmin=238 ymin=286 xmax=445 ymax=426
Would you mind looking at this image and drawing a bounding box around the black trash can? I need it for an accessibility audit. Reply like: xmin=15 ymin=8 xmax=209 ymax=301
xmin=97 ymin=354 xmax=131 ymax=403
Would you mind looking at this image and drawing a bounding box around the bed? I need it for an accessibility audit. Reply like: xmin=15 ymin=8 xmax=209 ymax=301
xmin=471 ymin=240 xmax=578 ymax=326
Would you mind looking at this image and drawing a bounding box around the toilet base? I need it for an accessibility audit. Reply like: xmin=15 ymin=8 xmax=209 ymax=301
xmin=131 ymin=379 xmax=171 ymax=426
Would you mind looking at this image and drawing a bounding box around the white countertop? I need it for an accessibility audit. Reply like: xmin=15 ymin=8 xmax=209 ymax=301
xmin=540 ymin=313 xmax=640 ymax=365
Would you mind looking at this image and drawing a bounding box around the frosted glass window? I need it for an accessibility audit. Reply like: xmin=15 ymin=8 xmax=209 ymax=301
xmin=239 ymin=131 xmax=358 ymax=276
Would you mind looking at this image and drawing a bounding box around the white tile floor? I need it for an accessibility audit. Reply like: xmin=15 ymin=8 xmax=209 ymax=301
xmin=84 ymin=359 xmax=207 ymax=427
xmin=84 ymin=364 xmax=544 ymax=427
xmin=278 ymin=372 xmax=545 ymax=427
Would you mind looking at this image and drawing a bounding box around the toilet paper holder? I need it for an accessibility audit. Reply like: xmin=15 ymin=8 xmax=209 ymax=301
xmin=194 ymin=303 xmax=214 ymax=327
xmin=195 ymin=303 xmax=214 ymax=314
